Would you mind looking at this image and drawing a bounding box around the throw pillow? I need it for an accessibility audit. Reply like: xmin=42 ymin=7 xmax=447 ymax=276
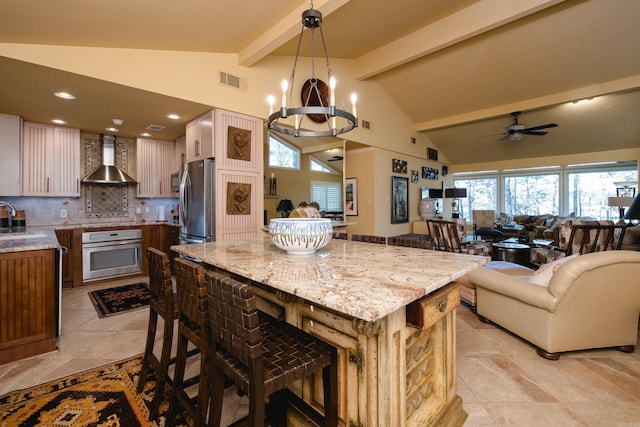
xmin=528 ymin=254 xmax=579 ymax=287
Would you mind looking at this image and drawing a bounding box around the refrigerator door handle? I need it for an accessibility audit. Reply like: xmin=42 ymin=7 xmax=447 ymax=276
xmin=179 ymin=168 xmax=191 ymax=227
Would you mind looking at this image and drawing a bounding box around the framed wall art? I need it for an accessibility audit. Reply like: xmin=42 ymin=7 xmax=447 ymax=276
xmin=442 ymin=165 xmax=449 ymax=176
xmin=427 ymin=148 xmax=438 ymax=161
xmin=411 ymin=170 xmax=419 ymax=183
xmin=345 ymin=177 xmax=358 ymax=216
xmin=422 ymin=166 xmax=439 ymax=180
xmin=392 ymin=158 xmax=408 ymax=174
xmin=391 ymin=176 xmax=409 ymax=224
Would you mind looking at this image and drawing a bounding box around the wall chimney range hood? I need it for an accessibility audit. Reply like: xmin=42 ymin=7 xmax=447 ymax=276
xmin=82 ymin=134 xmax=137 ymax=184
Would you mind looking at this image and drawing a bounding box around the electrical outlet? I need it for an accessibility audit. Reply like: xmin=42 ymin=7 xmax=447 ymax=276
xmin=60 ymin=209 xmax=67 ymax=218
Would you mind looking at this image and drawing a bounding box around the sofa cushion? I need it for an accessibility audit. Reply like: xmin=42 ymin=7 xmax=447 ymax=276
xmin=528 ymin=254 xmax=579 ymax=287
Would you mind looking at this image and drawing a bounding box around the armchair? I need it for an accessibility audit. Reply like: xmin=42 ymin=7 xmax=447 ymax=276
xmin=530 ymin=220 xmax=627 ymax=265
xmin=425 ymin=218 xmax=492 ymax=256
xmin=469 ymin=250 xmax=640 ymax=359
xmin=472 ymin=209 xmax=503 ymax=242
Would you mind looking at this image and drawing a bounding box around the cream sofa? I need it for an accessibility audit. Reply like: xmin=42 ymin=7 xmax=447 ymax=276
xmin=468 ymin=251 xmax=640 ymax=359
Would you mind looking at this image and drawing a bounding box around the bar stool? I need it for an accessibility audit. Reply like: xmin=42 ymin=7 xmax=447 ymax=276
xmin=351 ymin=233 xmax=386 ymax=244
xmin=332 ymin=231 xmax=347 ymax=240
xmin=205 ymin=270 xmax=338 ymax=427
xmin=137 ymin=247 xmax=176 ymax=420
xmin=167 ymin=257 xmax=210 ymax=427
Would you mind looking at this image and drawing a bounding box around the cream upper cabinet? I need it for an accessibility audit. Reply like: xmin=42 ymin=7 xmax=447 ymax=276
xmin=0 ymin=113 xmax=21 ymax=196
xmin=136 ymin=138 xmax=176 ymax=198
xmin=185 ymin=111 xmax=214 ymax=163
xmin=22 ymin=122 xmax=80 ymax=197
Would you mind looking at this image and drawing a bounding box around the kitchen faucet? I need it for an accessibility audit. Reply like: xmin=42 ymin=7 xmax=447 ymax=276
xmin=0 ymin=201 xmax=17 ymax=217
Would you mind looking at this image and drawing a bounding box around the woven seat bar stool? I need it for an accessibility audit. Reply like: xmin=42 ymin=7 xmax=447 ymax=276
xmin=137 ymin=248 xmax=178 ymax=420
xmin=205 ymin=271 xmax=338 ymax=427
xmin=167 ymin=257 xmax=211 ymax=427
xmin=351 ymin=233 xmax=386 ymax=244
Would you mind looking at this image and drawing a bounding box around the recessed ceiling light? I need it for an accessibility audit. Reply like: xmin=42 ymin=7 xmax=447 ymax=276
xmin=106 ymin=127 xmax=119 ymax=132
xmin=54 ymin=92 xmax=76 ymax=100
xmin=140 ymin=132 xmax=152 ymax=137
xmin=166 ymin=114 xmax=181 ymax=120
xmin=112 ymin=118 xmax=124 ymax=125
xmin=52 ymin=119 xmax=67 ymax=124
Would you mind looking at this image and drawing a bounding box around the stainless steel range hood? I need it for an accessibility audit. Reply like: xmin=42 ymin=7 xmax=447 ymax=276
xmin=82 ymin=134 xmax=136 ymax=184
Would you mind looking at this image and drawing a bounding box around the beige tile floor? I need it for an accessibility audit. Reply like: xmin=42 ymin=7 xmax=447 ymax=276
xmin=1 ymin=278 xmax=639 ymax=426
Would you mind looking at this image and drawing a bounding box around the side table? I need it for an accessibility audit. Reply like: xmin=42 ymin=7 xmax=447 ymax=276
xmin=492 ymin=241 xmax=531 ymax=266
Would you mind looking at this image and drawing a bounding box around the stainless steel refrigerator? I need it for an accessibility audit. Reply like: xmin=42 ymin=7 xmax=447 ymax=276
xmin=179 ymin=158 xmax=216 ymax=245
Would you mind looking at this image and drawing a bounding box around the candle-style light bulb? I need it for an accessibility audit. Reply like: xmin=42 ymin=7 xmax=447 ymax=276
xmin=295 ymin=114 xmax=299 ymax=130
xmin=268 ymin=95 xmax=275 ymax=116
xmin=350 ymin=93 xmax=357 ymax=118
xmin=329 ymin=77 xmax=336 ymax=107
xmin=281 ymin=80 xmax=288 ymax=108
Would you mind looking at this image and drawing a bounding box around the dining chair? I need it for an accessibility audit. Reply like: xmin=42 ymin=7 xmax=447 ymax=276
xmin=137 ymin=247 xmax=176 ymax=420
xmin=167 ymin=257 xmax=210 ymax=427
xmin=351 ymin=234 xmax=386 ymax=244
xmin=205 ymin=270 xmax=338 ymax=427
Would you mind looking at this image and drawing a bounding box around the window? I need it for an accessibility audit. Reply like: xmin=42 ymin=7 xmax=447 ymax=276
xmin=269 ymin=134 xmax=299 ymax=169
xmin=453 ymin=177 xmax=498 ymax=222
xmin=310 ymin=181 xmax=342 ymax=212
xmin=567 ymin=166 xmax=636 ymax=219
xmin=504 ymin=173 xmax=559 ymax=215
xmin=453 ymin=161 xmax=637 ymax=218
xmin=310 ymin=157 xmax=334 ymax=173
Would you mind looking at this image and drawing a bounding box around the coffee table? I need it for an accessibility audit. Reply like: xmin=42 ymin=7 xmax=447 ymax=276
xmin=492 ymin=241 xmax=531 ymax=266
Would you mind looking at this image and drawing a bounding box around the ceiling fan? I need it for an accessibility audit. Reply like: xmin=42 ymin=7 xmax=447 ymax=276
xmin=500 ymin=111 xmax=558 ymax=141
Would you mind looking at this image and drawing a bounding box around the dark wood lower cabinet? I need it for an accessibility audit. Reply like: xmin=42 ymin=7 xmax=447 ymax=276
xmin=0 ymin=249 xmax=56 ymax=365
xmin=55 ymin=229 xmax=74 ymax=288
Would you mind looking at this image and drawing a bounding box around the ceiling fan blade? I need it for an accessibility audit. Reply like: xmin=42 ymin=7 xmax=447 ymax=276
xmin=523 ymin=123 xmax=558 ymax=132
xmin=498 ymin=134 xmax=511 ymax=141
xmin=522 ymin=130 xmax=548 ymax=136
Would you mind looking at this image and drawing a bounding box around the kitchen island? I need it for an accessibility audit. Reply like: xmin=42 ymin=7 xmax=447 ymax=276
xmin=172 ymin=237 xmax=488 ymax=426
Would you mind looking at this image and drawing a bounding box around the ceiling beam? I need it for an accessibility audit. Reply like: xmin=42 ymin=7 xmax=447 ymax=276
xmin=238 ymin=0 xmax=350 ymax=67
xmin=414 ymin=75 xmax=640 ymax=131
xmin=354 ymin=0 xmax=565 ymax=80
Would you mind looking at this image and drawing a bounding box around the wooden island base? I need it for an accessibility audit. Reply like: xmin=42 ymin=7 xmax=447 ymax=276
xmin=173 ymin=238 xmax=484 ymax=426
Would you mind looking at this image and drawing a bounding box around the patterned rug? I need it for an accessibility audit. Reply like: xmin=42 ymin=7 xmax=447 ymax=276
xmin=88 ymin=282 xmax=151 ymax=318
xmin=0 ymin=354 xmax=188 ymax=426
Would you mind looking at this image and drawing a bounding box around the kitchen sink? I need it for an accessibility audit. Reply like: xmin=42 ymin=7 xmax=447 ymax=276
xmin=0 ymin=231 xmax=48 ymax=241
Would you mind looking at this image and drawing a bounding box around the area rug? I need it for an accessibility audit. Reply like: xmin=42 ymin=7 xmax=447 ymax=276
xmin=0 ymin=354 xmax=188 ymax=426
xmin=88 ymin=282 xmax=151 ymax=318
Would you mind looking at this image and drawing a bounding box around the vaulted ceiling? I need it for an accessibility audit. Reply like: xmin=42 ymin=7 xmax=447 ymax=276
xmin=1 ymin=0 xmax=639 ymax=165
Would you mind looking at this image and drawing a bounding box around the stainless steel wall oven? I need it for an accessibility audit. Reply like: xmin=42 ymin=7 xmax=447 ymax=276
xmin=82 ymin=229 xmax=143 ymax=281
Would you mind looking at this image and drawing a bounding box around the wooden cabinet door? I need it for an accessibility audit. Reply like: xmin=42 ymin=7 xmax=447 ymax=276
xmin=55 ymin=229 xmax=74 ymax=287
xmin=22 ymin=122 xmax=53 ymax=196
xmin=137 ymin=138 xmax=176 ymax=198
xmin=0 ymin=113 xmax=21 ymax=196
xmin=185 ymin=111 xmax=214 ymax=163
xmin=0 ymin=249 xmax=56 ymax=365
xmin=52 ymin=127 xmax=80 ymax=196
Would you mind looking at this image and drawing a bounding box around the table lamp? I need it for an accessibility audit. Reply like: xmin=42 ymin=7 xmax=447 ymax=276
xmin=276 ymin=199 xmax=294 ymax=217
xmin=608 ymin=196 xmax=633 ymax=219
xmin=444 ymin=188 xmax=467 ymax=219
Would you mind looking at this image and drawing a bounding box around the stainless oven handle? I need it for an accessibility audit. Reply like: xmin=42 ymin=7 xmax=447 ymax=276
xmin=82 ymin=238 xmax=142 ymax=249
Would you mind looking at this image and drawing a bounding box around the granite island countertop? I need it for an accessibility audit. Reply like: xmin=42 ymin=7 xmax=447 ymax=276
xmin=0 ymin=227 xmax=60 ymax=253
xmin=171 ymin=237 xmax=488 ymax=322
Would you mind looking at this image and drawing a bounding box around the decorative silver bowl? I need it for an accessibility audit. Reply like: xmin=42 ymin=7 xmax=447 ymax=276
xmin=269 ymin=218 xmax=332 ymax=255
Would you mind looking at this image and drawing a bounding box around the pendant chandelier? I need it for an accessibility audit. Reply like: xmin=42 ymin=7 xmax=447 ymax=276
xmin=267 ymin=2 xmax=357 ymax=138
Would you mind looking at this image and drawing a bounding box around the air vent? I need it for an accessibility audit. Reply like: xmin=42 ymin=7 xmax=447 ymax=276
xmin=362 ymin=120 xmax=372 ymax=130
xmin=219 ymin=71 xmax=247 ymax=91
xmin=146 ymin=124 xmax=165 ymax=131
